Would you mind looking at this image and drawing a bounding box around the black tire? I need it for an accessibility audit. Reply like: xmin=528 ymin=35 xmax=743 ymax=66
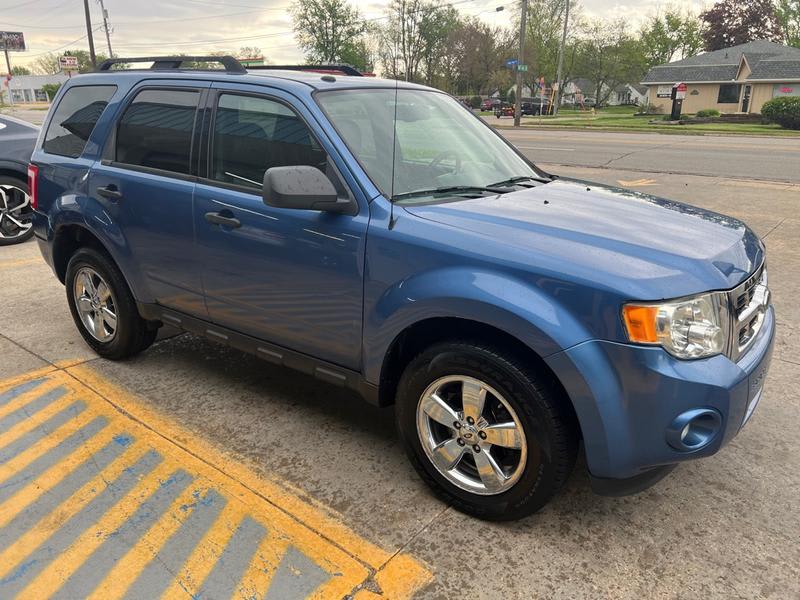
xmin=395 ymin=341 xmax=578 ymax=520
xmin=0 ymin=176 xmax=34 ymax=246
xmin=65 ymin=247 xmax=158 ymax=360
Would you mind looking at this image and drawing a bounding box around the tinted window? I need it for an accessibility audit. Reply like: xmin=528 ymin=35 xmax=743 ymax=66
xmin=116 ymin=89 xmax=199 ymax=175
xmin=211 ymin=94 xmax=327 ymax=190
xmin=717 ymin=84 xmax=741 ymax=104
xmin=43 ymin=85 xmax=116 ymax=158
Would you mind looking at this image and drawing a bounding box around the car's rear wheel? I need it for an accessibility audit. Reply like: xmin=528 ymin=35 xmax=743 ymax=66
xmin=66 ymin=247 xmax=158 ymax=359
xmin=0 ymin=176 xmax=34 ymax=246
xmin=396 ymin=341 xmax=578 ymax=520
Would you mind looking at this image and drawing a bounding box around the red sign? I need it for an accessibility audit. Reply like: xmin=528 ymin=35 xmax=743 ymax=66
xmin=675 ymin=82 xmax=688 ymax=92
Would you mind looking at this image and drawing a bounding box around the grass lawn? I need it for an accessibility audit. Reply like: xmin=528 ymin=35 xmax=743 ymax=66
xmin=509 ymin=110 xmax=800 ymax=136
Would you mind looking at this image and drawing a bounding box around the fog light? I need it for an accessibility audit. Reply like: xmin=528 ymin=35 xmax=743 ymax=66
xmin=666 ymin=408 xmax=722 ymax=452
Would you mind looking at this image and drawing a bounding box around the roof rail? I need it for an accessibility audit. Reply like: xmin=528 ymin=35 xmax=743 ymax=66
xmin=249 ymin=64 xmax=363 ymax=77
xmin=96 ymin=56 xmax=247 ymax=74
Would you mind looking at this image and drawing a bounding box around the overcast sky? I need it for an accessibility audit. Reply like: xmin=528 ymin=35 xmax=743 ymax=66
xmin=2 ymin=0 xmax=707 ymax=70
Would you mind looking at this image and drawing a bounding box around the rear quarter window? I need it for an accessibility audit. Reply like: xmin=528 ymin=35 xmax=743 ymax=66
xmin=43 ymin=85 xmax=117 ymax=158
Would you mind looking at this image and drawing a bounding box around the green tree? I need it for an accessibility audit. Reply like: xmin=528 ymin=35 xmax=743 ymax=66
xmin=11 ymin=65 xmax=31 ymax=75
xmin=639 ymin=8 xmax=704 ymax=67
xmin=776 ymin=0 xmax=800 ymax=47
xmin=291 ymin=0 xmax=368 ymax=64
xmin=41 ymin=83 xmax=62 ymax=101
xmin=700 ymin=0 xmax=782 ymax=50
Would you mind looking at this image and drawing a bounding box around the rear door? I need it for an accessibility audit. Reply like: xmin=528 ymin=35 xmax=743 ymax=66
xmin=89 ymin=82 xmax=210 ymax=316
xmin=193 ymin=84 xmax=369 ymax=369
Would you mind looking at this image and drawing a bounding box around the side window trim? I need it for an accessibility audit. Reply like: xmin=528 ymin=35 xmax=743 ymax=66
xmin=103 ymin=84 xmax=207 ymax=181
xmin=200 ymin=88 xmax=353 ymax=203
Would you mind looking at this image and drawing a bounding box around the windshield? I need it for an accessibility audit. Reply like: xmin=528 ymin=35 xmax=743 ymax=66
xmin=316 ymin=88 xmax=543 ymax=200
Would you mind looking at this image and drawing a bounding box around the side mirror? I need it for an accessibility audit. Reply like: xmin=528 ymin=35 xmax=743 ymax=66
xmin=262 ymin=166 xmax=355 ymax=215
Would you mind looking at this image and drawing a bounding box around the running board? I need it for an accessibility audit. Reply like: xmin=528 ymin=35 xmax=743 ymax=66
xmin=138 ymin=303 xmax=381 ymax=406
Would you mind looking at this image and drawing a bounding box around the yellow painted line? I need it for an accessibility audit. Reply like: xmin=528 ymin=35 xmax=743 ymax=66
xmin=0 ymin=366 xmax=431 ymax=599
xmin=160 ymin=502 xmax=248 ymax=598
xmin=0 ymin=442 xmax=149 ymax=580
xmin=0 ymin=405 xmax=104 ymax=482
xmin=19 ymin=461 xmax=179 ymax=599
xmin=234 ymin=532 xmax=291 ymax=600
xmin=86 ymin=482 xmax=216 ymax=600
xmin=0 ymin=427 xmax=119 ymax=529
xmin=0 ymin=377 xmax=63 ymax=421
xmin=0 ymin=391 xmax=78 ymax=450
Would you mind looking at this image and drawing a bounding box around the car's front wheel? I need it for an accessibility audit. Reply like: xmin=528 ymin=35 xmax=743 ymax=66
xmin=66 ymin=247 xmax=158 ymax=360
xmin=0 ymin=176 xmax=34 ymax=246
xmin=396 ymin=341 xmax=578 ymax=520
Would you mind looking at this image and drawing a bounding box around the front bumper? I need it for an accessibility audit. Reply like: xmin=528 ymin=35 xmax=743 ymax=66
xmin=546 ymin=305 xmax=775 ymax=491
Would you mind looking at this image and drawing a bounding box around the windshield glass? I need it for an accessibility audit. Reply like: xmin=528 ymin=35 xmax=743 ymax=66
xmin=316 ymin=88 xmax=542 ymax=200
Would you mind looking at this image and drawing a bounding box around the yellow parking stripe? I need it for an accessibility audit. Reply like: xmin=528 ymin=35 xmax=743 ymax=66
xmin=0 ymin=427 xmax=119 ymax=529
xmin=0 ymin=378 xmax=62 ymax=420
xmin=18 ymin=461 xmax=178 ymax=599
xmin=0 ymin=406 xmax=105 ymax=485
xmin=0 ymin=443 xmax=149 ymax=580
xmin=234 ymin=531 xmax=291 ymax=599
xmin=0 ymin=366 xmax=431 ymax=599
xmin=85 ymin=482 xmax=215 ymax=600
xmin=160 ymin=502 xmax=248 ymax=599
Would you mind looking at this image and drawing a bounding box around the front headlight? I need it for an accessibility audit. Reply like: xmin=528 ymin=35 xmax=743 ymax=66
xmin=622 ymin=292 xmax=730 ymax=359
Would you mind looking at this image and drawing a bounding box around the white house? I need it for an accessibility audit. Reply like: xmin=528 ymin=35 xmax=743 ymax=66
xmin=609 ymin=84 xmax=648 ymax=106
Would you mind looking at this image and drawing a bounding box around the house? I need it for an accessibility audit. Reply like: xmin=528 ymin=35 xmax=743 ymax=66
xmin=560 ymin=78 xmax=614 ymax=105
xmin=641 ymin=40 xmax=800 ymax=114
xmin=1 ymin=73 xmax=69 ymax=104
xmin=609 ymin=84 xmax=648 ymax=106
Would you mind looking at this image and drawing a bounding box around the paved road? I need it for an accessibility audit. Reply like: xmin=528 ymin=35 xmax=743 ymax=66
xmin=495 ymin=126 xmax=800 ymax=183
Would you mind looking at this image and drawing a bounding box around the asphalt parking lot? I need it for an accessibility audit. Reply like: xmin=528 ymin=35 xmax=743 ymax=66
xmin=0 ymin=129 xmax=798 ymax=598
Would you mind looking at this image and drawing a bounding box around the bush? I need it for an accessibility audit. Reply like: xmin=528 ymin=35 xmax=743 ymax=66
xmin=696 ymin=109 xmax=720 ymax=118
xmin=469 ymin=95 xmax=481 ymax=109
xmin=41 ymin=83 xmax=62 ymax=102
xmin=761 ymin=96 xmax=800 ymax=130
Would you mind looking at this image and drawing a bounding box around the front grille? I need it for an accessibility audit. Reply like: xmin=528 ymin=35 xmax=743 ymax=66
xmin=728 ymin=263 xmax=769 ymax=361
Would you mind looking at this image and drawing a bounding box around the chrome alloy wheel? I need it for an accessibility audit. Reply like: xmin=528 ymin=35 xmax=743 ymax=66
xmin=416 ymin=375 xmax=528 ymax=495
xmin=73 ymin=267 xmax=118 ymax=342
xmin=0 ymin=183 xmax=32 ymax=241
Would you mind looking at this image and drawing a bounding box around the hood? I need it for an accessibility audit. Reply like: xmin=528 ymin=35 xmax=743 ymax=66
xmin=402 ymin=179 xmax=764 ymax=300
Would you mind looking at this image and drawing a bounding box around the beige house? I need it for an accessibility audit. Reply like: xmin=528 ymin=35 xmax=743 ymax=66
xmin=641 ymin=40 xmax=800 ymax=115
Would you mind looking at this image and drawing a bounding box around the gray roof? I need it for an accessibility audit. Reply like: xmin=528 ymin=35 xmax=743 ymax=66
xmin=642 ymin=40 xmax=800 ymax=83
xmin=748 ymin=58 xmax=800 ymax=80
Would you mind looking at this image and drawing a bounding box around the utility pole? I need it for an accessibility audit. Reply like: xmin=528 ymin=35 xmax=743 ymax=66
xmin=514 ymin=0 xmax=528 ymax=127
xmin=98 ymin=0 xmax=113 ymax=57
xmin=553 ymin=0 xmax=571 ymax=116
xmin=83 ymin=0 xmax=97 ymax=68
xmin=3 ymin=48 xmax=14 ymax=106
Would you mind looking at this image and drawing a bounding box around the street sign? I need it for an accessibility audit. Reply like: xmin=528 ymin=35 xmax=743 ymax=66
xmin=517 ymin=64 xmax=528 ymax=72
xmin=674 ymin=82 xmax=687 ymax=100
xmin=0 ymin=32 xmax=26 ymax=52
xmin=506 ymin=58 xmax=518 ymax=68
xmin=59 ymin=55 xmax=79 ymax=71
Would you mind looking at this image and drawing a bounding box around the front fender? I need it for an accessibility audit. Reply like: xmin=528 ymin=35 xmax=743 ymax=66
xmin=362 ymin=266 xmax=593 ymax=383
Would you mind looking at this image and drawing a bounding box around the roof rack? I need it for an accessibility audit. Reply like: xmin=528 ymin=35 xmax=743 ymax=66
xmin=249 ymin=64 xmax=363 ymax=77
xmin=97 ymin=56 xmax=247 ymax=74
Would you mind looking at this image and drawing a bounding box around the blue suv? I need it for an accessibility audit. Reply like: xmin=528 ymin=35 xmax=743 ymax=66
xmin=30 ymin=57 xmax=774 ymax=520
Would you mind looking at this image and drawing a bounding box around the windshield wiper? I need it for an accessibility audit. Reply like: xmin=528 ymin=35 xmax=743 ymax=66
xmin=392 ymin=185 xmax=507 ymax=201
xmin=488 ymin=175 xmax=550 ymax=187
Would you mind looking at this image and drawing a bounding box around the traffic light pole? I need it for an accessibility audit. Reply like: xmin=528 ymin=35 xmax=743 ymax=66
xmin=514 ymin=0 xmax=528 ymax=127
xmin=553 ymin=0 xmax=570 ymax=116
xmin=83 ymin=0 xmax=97 ymax=68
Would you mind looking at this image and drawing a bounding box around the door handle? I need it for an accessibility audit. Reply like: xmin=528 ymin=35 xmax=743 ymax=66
xmin=96 ymin=185 xmax=123 ymax=200
xmin=205 ymin=211 xmax=241 ymax=229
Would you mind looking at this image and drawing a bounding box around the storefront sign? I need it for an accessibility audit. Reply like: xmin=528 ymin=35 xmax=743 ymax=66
xmin=656 ymin=85 xmax=672 ymax=98
xmin=773 ymin=83 xmax=799 ymax=97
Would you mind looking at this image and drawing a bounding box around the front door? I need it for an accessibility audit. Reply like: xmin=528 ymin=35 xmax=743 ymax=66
xmin=90 ymin=83 xmax=210 ymax=316
xmin=193 ymin=86 xmax=368 ymax=369
xmin=741 ymin=85 xmax=752 ymax=113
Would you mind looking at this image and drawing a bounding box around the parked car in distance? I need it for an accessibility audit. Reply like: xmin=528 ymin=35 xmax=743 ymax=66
xmin=494 ymin=102 xmax=514 ymax=118
xmin=32 ymin=56 xmax=775 ymax=520
xmin=521 ymin=98 xmax=552 ymax=115
xmin=0 ymin=115 xmax=38 ymax=245
xmin=481 ymin=98 xmax=500 ymax=112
